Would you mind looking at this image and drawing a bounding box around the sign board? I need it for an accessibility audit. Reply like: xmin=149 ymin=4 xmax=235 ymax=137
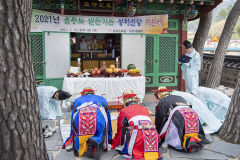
xmin=210 ymin=35 xmax=219 ymax=42
xmin=80 ymin=1 xmax=113 ymax=12
xmin=31 ymin=9 xmax=168 ymax=34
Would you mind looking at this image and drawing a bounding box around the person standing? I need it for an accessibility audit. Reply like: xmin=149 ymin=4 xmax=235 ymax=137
xmin=179 ymin=40 xmax=201 ymax=93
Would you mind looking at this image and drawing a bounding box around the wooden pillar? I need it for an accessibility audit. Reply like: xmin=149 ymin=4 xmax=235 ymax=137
xmin=178 ymin=19 xmax=187 ymax=91
xmin=77 ymin=0 xmax=81 ymax=14
xmin=60 ymin=0 xmax=64 ymax=15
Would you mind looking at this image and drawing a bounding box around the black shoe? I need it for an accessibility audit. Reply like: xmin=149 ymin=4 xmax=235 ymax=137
xmin=86 ymin=144 xmax=95 ymax=158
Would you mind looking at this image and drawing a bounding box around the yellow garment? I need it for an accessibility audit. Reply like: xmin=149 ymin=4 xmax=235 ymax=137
xmin=78 ymin=135 xmax=93 ymax=157
xmin=183 ymin=133 xmax=201 ymax=149
xmin=144 ymin=152 xmax=159 ymax=160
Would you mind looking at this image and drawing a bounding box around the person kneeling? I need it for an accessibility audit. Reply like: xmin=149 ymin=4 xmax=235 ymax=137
xmin=156 ymin=87 xmax=208 ymax=153
xmin=62 ymin=88 xmax=112 ymax=158
xmin=112 ymin=90 xmax=161 ymax=160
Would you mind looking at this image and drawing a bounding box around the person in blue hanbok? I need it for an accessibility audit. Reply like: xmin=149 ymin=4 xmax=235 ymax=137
xmin=179 ymin=40 xmax=201 ymax=93
xmin=37 ymin=86 xmax=71 ymax=120
xmin=192 ymin=86 xmax=231 ymax=123
xmin=63 ymin=87 xmax=112 ymax=158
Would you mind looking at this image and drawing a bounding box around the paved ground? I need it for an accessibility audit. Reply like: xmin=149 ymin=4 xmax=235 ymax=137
xmin=43 ymin=91 xmax=240 ymax=160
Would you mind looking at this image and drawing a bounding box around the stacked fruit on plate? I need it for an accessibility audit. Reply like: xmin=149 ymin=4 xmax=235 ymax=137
xmin=127 ymin=64 xmax=141 ymax=76
xmin=91 ymin=68 xmax=101 ymax=77
xmin=105 ymin=65 xmax=122 ymax=77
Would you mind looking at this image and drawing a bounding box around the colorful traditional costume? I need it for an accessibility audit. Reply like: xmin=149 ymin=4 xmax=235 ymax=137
xmin=156 ymin=87 xmax=208 ymax=152
xmin=63 ymin=88 xmax=112 ymax=158
xmin=112 ymin=90 xmax=161 ymax=160
xmin=172 ymin=90 xmax=222 ymax=134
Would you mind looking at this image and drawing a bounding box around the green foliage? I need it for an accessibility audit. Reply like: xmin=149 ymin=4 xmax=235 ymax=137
xmin=216 ymin=4 xmax=233 ymax=21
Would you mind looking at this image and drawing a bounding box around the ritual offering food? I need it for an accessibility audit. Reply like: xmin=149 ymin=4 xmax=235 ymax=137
xmin=128 ymin=68 xmax=141 ymax=76
xmin=114 ymin=68 xmax=120 ymax=73
xmin=110 ymin=64 xmax=115 ymax=70
xmin=127 ymin=64 xmax=136 ymax=70
xmin=67 ymin=72 xmax=77 ymax=77
xmin=106 ymin=68 xmax=113 ymax=74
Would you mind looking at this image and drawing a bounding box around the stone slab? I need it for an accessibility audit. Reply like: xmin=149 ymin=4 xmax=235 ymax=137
xmin=160 ymin=147 xmax=168 ymax=154
xmin=48 ymin=151 xmax=53 ymax=160
xmin=113 ymin=154 xmax=126 ymax=160
xmin=206 ymin=140 xmax=240 ymax=158
xmin=163 ymin=158 xmax=192 ymax=160
xmin=55 ymin=149 xmax=75 ymax=160
xmin=169 ymin=148 xmax=228 ymax=160
xmin=206 ymin=134 xmax=214 ymax=143
xmin=45 ymin=140 xmax=63 ymax=151
xmin=98 ymin=150 xmax=119 ymax=160
xmin=56 ymin=119 xmax=60 ymax=126
xmin=42 ymin=120 xmax=55 ymax=129
xmin=60 ymin=120 xmax=71 ymax=142
xmin=44 ymin=128 xmax=62 ymax=141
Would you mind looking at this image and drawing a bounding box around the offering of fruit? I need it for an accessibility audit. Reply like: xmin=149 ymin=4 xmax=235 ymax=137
xmin=129 ymin=69 xmax=136 ymax=74
xmin=127 ymin=64 xmax=136 ymax=70
xmin=96 ymin=70 xmax=101 ymax=74
xmin=114 ymin=68 xmax=120 ymax=73
xmin=135 ymin=68 xmax=141 ymax=74
xmin=110 ymin=64 xmax=115 ymax=70
xmin=92 ymin=70 xmax=96 ymax=75
xmin=76 ymin=72 xmax=82 ymax=75
xmin=106 ymin=68 xmax=113 ymax=74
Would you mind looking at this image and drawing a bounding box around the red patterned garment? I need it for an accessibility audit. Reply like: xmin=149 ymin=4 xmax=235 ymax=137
xmin=140 ymin=120 xmax=159 ymax=152
xmin=178 ymin=107 xmax=199 ymax=134
xmin=79 ymin=107 xmax=97 ymax=136
xmin=112 ymin=104 xmax=161 ymax=159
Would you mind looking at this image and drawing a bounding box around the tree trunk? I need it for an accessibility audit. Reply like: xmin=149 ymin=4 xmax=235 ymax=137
xmin=0 ymin=1 xmax=48 ymax=160
xmin=192 ymin=12 xmax=212 ymax=85
xmin=206 ymin=0 xmax=240 ymax=88
xmin=218 ymin=73 xmax=240 ymax=144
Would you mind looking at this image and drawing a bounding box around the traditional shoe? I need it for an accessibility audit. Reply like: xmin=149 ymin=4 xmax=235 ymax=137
xmin=46 ymin=125 xmax=56 ymax=133
xmin=43 ymin=128 xmax=53 ymax=138
xmin=86 ymin=144 xmax=95 ymax=158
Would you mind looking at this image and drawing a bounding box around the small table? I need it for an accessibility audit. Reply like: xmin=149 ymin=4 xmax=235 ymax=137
xmin=108 ymin=101 xmax=124 ymax=112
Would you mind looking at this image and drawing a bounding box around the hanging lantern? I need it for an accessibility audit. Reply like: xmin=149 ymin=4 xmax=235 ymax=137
xmin=149 ymin=0 xmax=154 ymax=3
xmin=170 ymin=0 xmax=174 ymax=4
xmin=159 ymin=0 xmax=164 ymax=3
xmin=138 ymin=0 xmax=142 ymax=2
xmin=190 ymin=1 xmax=194 ymax=5
xmin=200 ymin=1 xmax=204 ymax=5
xmin=180 ymin=0 xmax=184 ymax=4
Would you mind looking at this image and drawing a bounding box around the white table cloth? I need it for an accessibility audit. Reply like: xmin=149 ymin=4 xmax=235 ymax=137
xmin=62 ymin=76 xmax=145 ymax=103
